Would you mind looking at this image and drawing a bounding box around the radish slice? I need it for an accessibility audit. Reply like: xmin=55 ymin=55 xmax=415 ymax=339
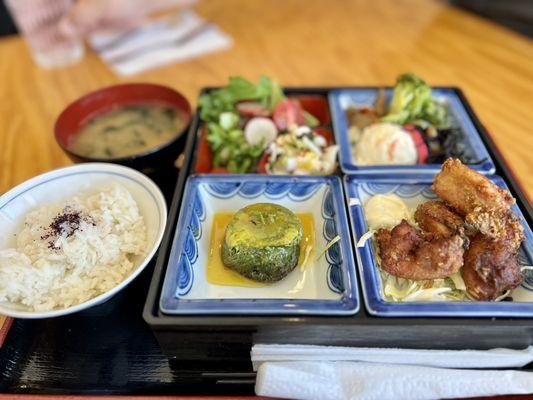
xmin=244 ymin=117 xmax=278 ymax=147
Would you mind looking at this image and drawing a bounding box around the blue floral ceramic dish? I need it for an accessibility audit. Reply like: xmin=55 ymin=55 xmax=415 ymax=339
xmin=329 ymin=88 xmax=496 ymax=175
xmin=160 ymin=174 xmax=359 ymax=315
xmin=345 ymin=174 xmax=533 ymax=317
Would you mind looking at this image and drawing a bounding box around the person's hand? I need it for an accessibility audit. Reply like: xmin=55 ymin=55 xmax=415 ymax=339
xmin=59 ymin=0 xmax=197 ymax=38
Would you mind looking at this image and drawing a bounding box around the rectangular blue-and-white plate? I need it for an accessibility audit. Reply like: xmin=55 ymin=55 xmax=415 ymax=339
xmin=345 ymin=175 xmax=533 ymax=317
xmin=329 ymin=88 xmax=496 ymax=175
xmin=160 ymin=174 xmax=359 ymax=315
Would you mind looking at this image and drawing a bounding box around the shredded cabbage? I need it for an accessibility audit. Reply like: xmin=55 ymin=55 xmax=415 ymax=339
xmin=448 ymin=271 xmax=466 ymax=291
xmin=403 ymin=287 xmax=453 ymax=302
xmin=494 ymin=290 xmax=511 ymax=302
xmin=380 ymin=270 xmax=469 ymax=302
xmin=357 ymin=230 xmax=375 ymax=247
xmin=316 ymin=235 xmax=340 ymax=261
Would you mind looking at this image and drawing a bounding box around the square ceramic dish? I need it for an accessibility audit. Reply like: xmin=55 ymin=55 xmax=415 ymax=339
xmin=159 ymin=174 xmax=359 ymax=315
xmin=345 ymin=175 xmax=533 ymax=317
xmin=193 ymin=94 xmax=334 ymax=174
xmin=329 ymin=88 xmax=496 ymax=175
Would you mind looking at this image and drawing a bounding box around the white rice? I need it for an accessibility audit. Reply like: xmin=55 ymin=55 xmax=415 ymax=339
xmin=0 ymin=185 xmax=147 ymax=311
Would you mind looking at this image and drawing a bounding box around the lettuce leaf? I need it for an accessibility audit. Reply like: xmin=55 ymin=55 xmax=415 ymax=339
xmin=381 ymin=73 xmax=450 ymax=129
xmin=199 ymin=76 xmax=285 ymax=122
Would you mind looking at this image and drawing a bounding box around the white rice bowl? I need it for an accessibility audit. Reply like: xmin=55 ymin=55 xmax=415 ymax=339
xmin=0 ymin=163 xmax=167 ymax=318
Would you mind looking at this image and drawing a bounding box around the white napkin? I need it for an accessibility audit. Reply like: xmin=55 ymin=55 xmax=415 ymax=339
xmin=88 ymin=10 xmax=232 ymax=76
xmin=255 ymin=361 xmax=533 ymax=400
xmin=251 ymin=344 xmax=533 ymax=370
xmin=252 ymin=344 xmax=533 ymax=400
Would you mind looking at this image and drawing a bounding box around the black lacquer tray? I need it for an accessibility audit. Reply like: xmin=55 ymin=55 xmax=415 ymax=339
xmin=144 ymin=87 xmax=533 ymax=356
xmin=1 ymin=87 xmax=532 ymax=396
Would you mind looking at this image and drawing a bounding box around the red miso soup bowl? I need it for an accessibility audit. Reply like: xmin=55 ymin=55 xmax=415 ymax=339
xmin=55 ymin=83 xmax=192 ymax=172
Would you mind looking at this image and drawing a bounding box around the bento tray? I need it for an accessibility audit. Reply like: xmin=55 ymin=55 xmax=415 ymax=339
xmin=143 ymin=87 xmax=533 ymax=337
xmin=1 ymin=88 xmax=532 ymax=397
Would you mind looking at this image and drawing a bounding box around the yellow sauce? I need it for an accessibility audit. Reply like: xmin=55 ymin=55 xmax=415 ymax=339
xmin=207 ymin=212 xmax=315 ymax=287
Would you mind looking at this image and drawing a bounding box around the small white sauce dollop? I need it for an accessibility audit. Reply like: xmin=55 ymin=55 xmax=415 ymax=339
xmin=364 ymin=194 xmax=410 ymax=230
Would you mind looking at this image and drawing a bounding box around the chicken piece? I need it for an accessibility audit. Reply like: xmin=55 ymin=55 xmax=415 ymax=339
xmin=414 ymin=200 xmax=465 ymax=239
xmin=433 ymin=158 xmax=515 ymax=216
xmin=465 ymin=208 xmax=524 ymax=249
xmin=376 ymin=220 xmax=465 ymax=280
xmin=433 ymin=158 xmax=523 ymax=244
xmin=462 ymin=234 xmax=524 ymax=300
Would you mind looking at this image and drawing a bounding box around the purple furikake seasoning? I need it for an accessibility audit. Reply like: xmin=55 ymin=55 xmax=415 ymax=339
xmin=41 ymin=206 xmax=95 ymax=249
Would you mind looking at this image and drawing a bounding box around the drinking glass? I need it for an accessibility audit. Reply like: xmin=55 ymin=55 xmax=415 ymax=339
xmin=5 ymin=0 xmax=84 ymax=68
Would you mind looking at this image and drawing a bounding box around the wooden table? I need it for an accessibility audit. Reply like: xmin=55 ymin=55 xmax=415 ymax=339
xmin=1 ymin=0 xmax=532 ymax=197
xmin=0 ymin=0 xmax=533 ymax=395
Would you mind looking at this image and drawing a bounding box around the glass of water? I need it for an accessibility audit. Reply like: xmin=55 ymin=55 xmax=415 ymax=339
xmin=5 ymin=0 xmax=84 ymax=68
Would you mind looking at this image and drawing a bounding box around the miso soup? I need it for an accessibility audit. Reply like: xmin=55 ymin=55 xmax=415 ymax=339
xmin=69 ymin=104 xmax=187 ymax=159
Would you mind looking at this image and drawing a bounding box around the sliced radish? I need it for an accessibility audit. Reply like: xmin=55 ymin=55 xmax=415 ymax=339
xmin=236 ymin=101 xmax=271 ymax=117
xmin=244 ymin=117 xmax=278 ymax=147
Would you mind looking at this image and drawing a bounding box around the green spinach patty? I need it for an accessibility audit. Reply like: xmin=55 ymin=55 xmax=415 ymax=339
xmin=221 ymin=203 xmax=302 ymax=282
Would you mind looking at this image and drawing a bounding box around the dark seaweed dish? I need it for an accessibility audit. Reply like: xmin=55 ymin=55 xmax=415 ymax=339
xmin=221 ymin=203 xmax=303 ymax=282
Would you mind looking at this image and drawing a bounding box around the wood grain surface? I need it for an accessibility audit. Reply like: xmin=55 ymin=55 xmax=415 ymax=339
xmin=0 ymin=0 xmax=532 ymax=198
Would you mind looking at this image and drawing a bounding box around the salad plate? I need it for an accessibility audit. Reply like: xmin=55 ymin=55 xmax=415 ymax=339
xmin=330 ymin=87 xmax=496 ymax=175
xmin=159 ymin=174 xmax=359 ymax=315
xmin=345 ymin=175 xmax=533 ymax=317
xmin=193 ymin=77 xmax=338 ymax=176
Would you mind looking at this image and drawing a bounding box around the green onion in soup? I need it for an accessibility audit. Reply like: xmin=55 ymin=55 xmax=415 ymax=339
xmin=68 ymin=104 xmax=187 ymax=159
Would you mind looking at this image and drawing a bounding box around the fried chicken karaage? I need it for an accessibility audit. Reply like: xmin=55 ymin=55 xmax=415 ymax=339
xmin=462 ymin=234 xmax=524 ymax=300
xmin=431 ymin=159 xmax=525 ymax=299
xmin=376 ymin=220 xmax=465 ymax=280
xmin=465 ymin=209 xmax=524 ymax=250
xmin=432 ymin=158 xmax=523 ymax=245
xmin=375 ymin=158 xmax=525 ymax=300
xmin=433 ymin=158 xmax=515 ymax=215
xmin=414 ymin=200 xmax=465 ymax=239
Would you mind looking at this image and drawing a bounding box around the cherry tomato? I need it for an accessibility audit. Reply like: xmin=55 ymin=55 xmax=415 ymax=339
xmin=272 ymin=99 xmax=305 ymax=130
